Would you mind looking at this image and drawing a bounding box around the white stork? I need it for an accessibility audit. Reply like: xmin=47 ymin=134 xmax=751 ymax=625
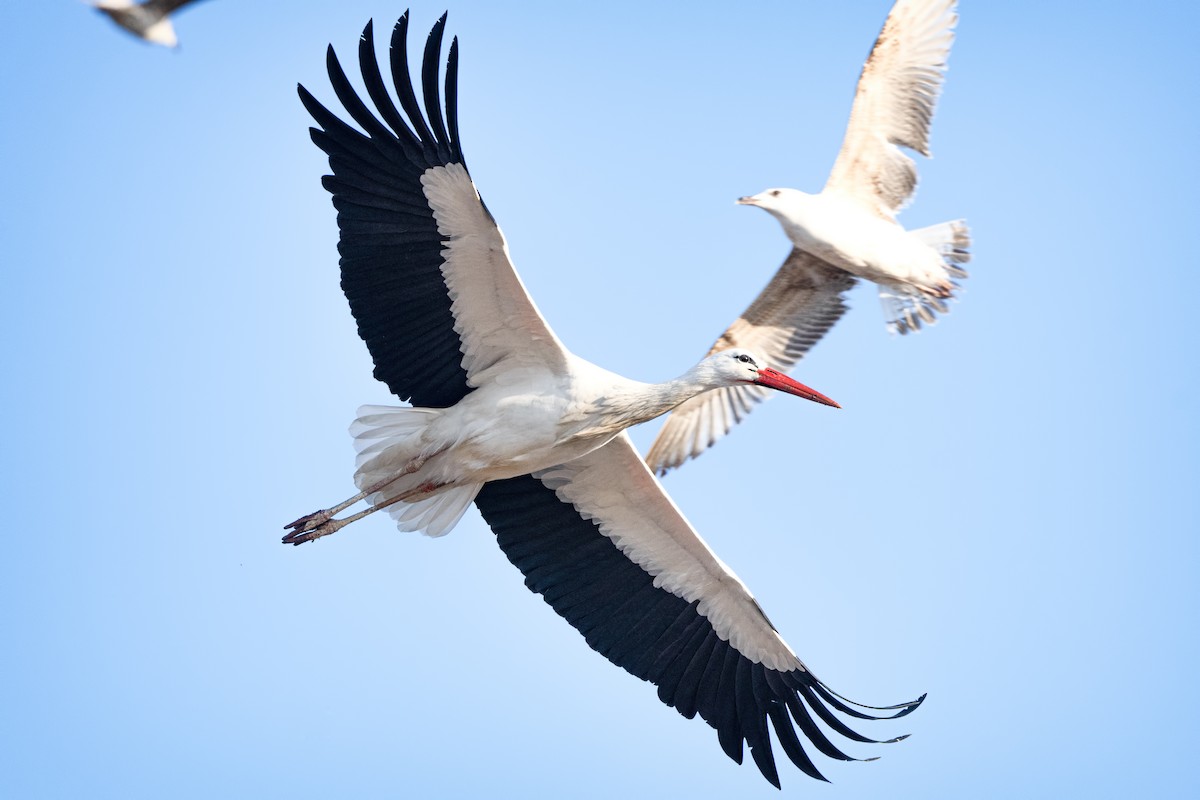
xmin=286 ymin=14 xmax=923 ymax=787
xmin=646 ymin=0 xmax=969 ymax=475
xmin=89 ymin=0 xmax=207 ymax=48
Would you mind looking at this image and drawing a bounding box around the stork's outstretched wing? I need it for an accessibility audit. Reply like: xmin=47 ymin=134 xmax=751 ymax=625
xmin=299 ymin=14 xmax=569 ymax=410
xmin=479 ymin=434 xmax=922 ymax=787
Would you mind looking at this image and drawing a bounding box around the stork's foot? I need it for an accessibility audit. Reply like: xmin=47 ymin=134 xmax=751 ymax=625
xmin=281 ymin=474 xmax=446 ymax=546
xmin=283 ymin=508 xmax=342 ymax=545
xmin=282 ymin=513 xmax=349 ymax=545
xmin=284 ymin=507 xmax=333 ymax=533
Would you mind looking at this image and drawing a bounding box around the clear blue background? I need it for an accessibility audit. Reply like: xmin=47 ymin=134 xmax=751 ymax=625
xmin=3 ymin=2 xmax=1197 ymax=797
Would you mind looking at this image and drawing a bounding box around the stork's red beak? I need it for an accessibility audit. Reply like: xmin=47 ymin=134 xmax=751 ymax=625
xmin=754 ymin=368 xmax=841 ymax=408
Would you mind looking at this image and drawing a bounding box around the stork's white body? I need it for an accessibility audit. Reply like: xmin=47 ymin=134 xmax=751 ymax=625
xmin=350 ymin=348 xmax=814 ymax=535
xmin=361 ymin=358 xmax=713 ymax=484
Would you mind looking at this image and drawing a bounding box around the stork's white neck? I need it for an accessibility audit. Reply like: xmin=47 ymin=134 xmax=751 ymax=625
xmin=572 ymin=361 xmax=730 ymax=437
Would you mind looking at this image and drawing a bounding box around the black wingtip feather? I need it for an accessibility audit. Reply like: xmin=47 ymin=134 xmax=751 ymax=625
xmin=769 ymin=672 xmax=857 ymax=762
xmin=388 ymin=12 xmax=436 ymax=155
xmin=738 ymin=660 xmax=780 ymax=788
xmin=712 ymin=647 xmax=744 ymax=765
xmin=766 ymin=700 xmax=829 ymax=783
xmin=445 ymin=36 xmax=464 ymax=167
xmin=358 ymin=19 xmax=418 ymax=147
xmin=420 ymin=13 xmax=452 ymax=162
xmin=812 ymin=681 xmax=926 ymax=721
xmin=302 ymin=12 xmax=474 ymax=408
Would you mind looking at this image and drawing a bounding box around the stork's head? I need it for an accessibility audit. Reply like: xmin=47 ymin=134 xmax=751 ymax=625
xmin=703 ymin=348 xmax=840 ymax=408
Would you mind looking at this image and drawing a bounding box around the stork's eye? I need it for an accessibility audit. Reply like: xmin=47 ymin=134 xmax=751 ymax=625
xmin=736 ymin=353 xmax=756 ymax=366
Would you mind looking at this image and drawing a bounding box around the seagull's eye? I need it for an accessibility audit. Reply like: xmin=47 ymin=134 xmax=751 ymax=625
xmin=769 ymin=190 xmax=781 ymax=197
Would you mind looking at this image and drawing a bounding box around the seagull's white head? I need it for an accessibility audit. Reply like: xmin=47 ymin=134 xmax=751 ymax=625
xmin=736 ymin=187 xmax=815 ymax=219
xmin=699 ymin=348 xmax=840 ymax=408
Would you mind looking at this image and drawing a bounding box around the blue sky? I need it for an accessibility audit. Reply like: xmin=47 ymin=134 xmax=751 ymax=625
xmin=2 ymin=1 xmax=1197 ymax=797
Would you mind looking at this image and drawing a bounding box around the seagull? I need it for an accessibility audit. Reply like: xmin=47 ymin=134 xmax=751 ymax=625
xmin=646 ymin=0 xmax=968 ymax=476
xmin=90 ymin=0 xmax=208 ymax=48
xmin=285 ymin=13 xmax=923 ymax=787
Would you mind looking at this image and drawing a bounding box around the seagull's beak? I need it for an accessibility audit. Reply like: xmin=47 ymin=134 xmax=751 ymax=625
xmin=753 ymin=368 xmax=841 ymax=408
xmin=736 ymin=195 xmax=759 ymax=206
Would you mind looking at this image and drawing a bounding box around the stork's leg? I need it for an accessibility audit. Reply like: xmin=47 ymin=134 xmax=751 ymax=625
xmin=282 ymin=454 xmax=434 ymax=544
xmin=282 ymin=479 xmax=444 ymax=545
xmin=282 ymin=485 xmax=377 ymax=533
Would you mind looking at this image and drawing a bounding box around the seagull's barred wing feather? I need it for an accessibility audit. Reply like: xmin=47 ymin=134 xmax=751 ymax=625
xmin=144 ymin=0 xmax=208 ymax=17
xmin=299 ymin=14 xmax=568 ymax=408
xmin=824 ymin=0 xmax=958 ymax=216
xmin=646 ymin=249 xmax=855 ymax=474
xmin=477 ymin=435 xmax=923 ymax=788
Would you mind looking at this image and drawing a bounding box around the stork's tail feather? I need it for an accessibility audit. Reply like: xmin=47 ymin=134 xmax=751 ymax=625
xmin=349 ymin=405 xmax=481 ymax=537
xmin=384 ymin=482 xmax=484 ymax=538
xmin=883 ymin=219 xmax=971 ymax=335
xmin=350 ymin=405 xmax=440 ymax=471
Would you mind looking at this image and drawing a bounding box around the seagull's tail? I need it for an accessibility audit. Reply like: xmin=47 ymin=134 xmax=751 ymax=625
xmin=880 ymin=219 xmax=971 ymax=335
xmin=349 ymin=405 xmax=481 ymax=537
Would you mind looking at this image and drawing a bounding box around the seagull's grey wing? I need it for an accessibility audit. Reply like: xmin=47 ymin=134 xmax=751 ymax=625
xmin=646 ymin=249 xmax=855 ymax=475
xmin=824 ymin=0 xmax=958 ymax=217
xmin=145 ymin=0 xmax=208 ymax=16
